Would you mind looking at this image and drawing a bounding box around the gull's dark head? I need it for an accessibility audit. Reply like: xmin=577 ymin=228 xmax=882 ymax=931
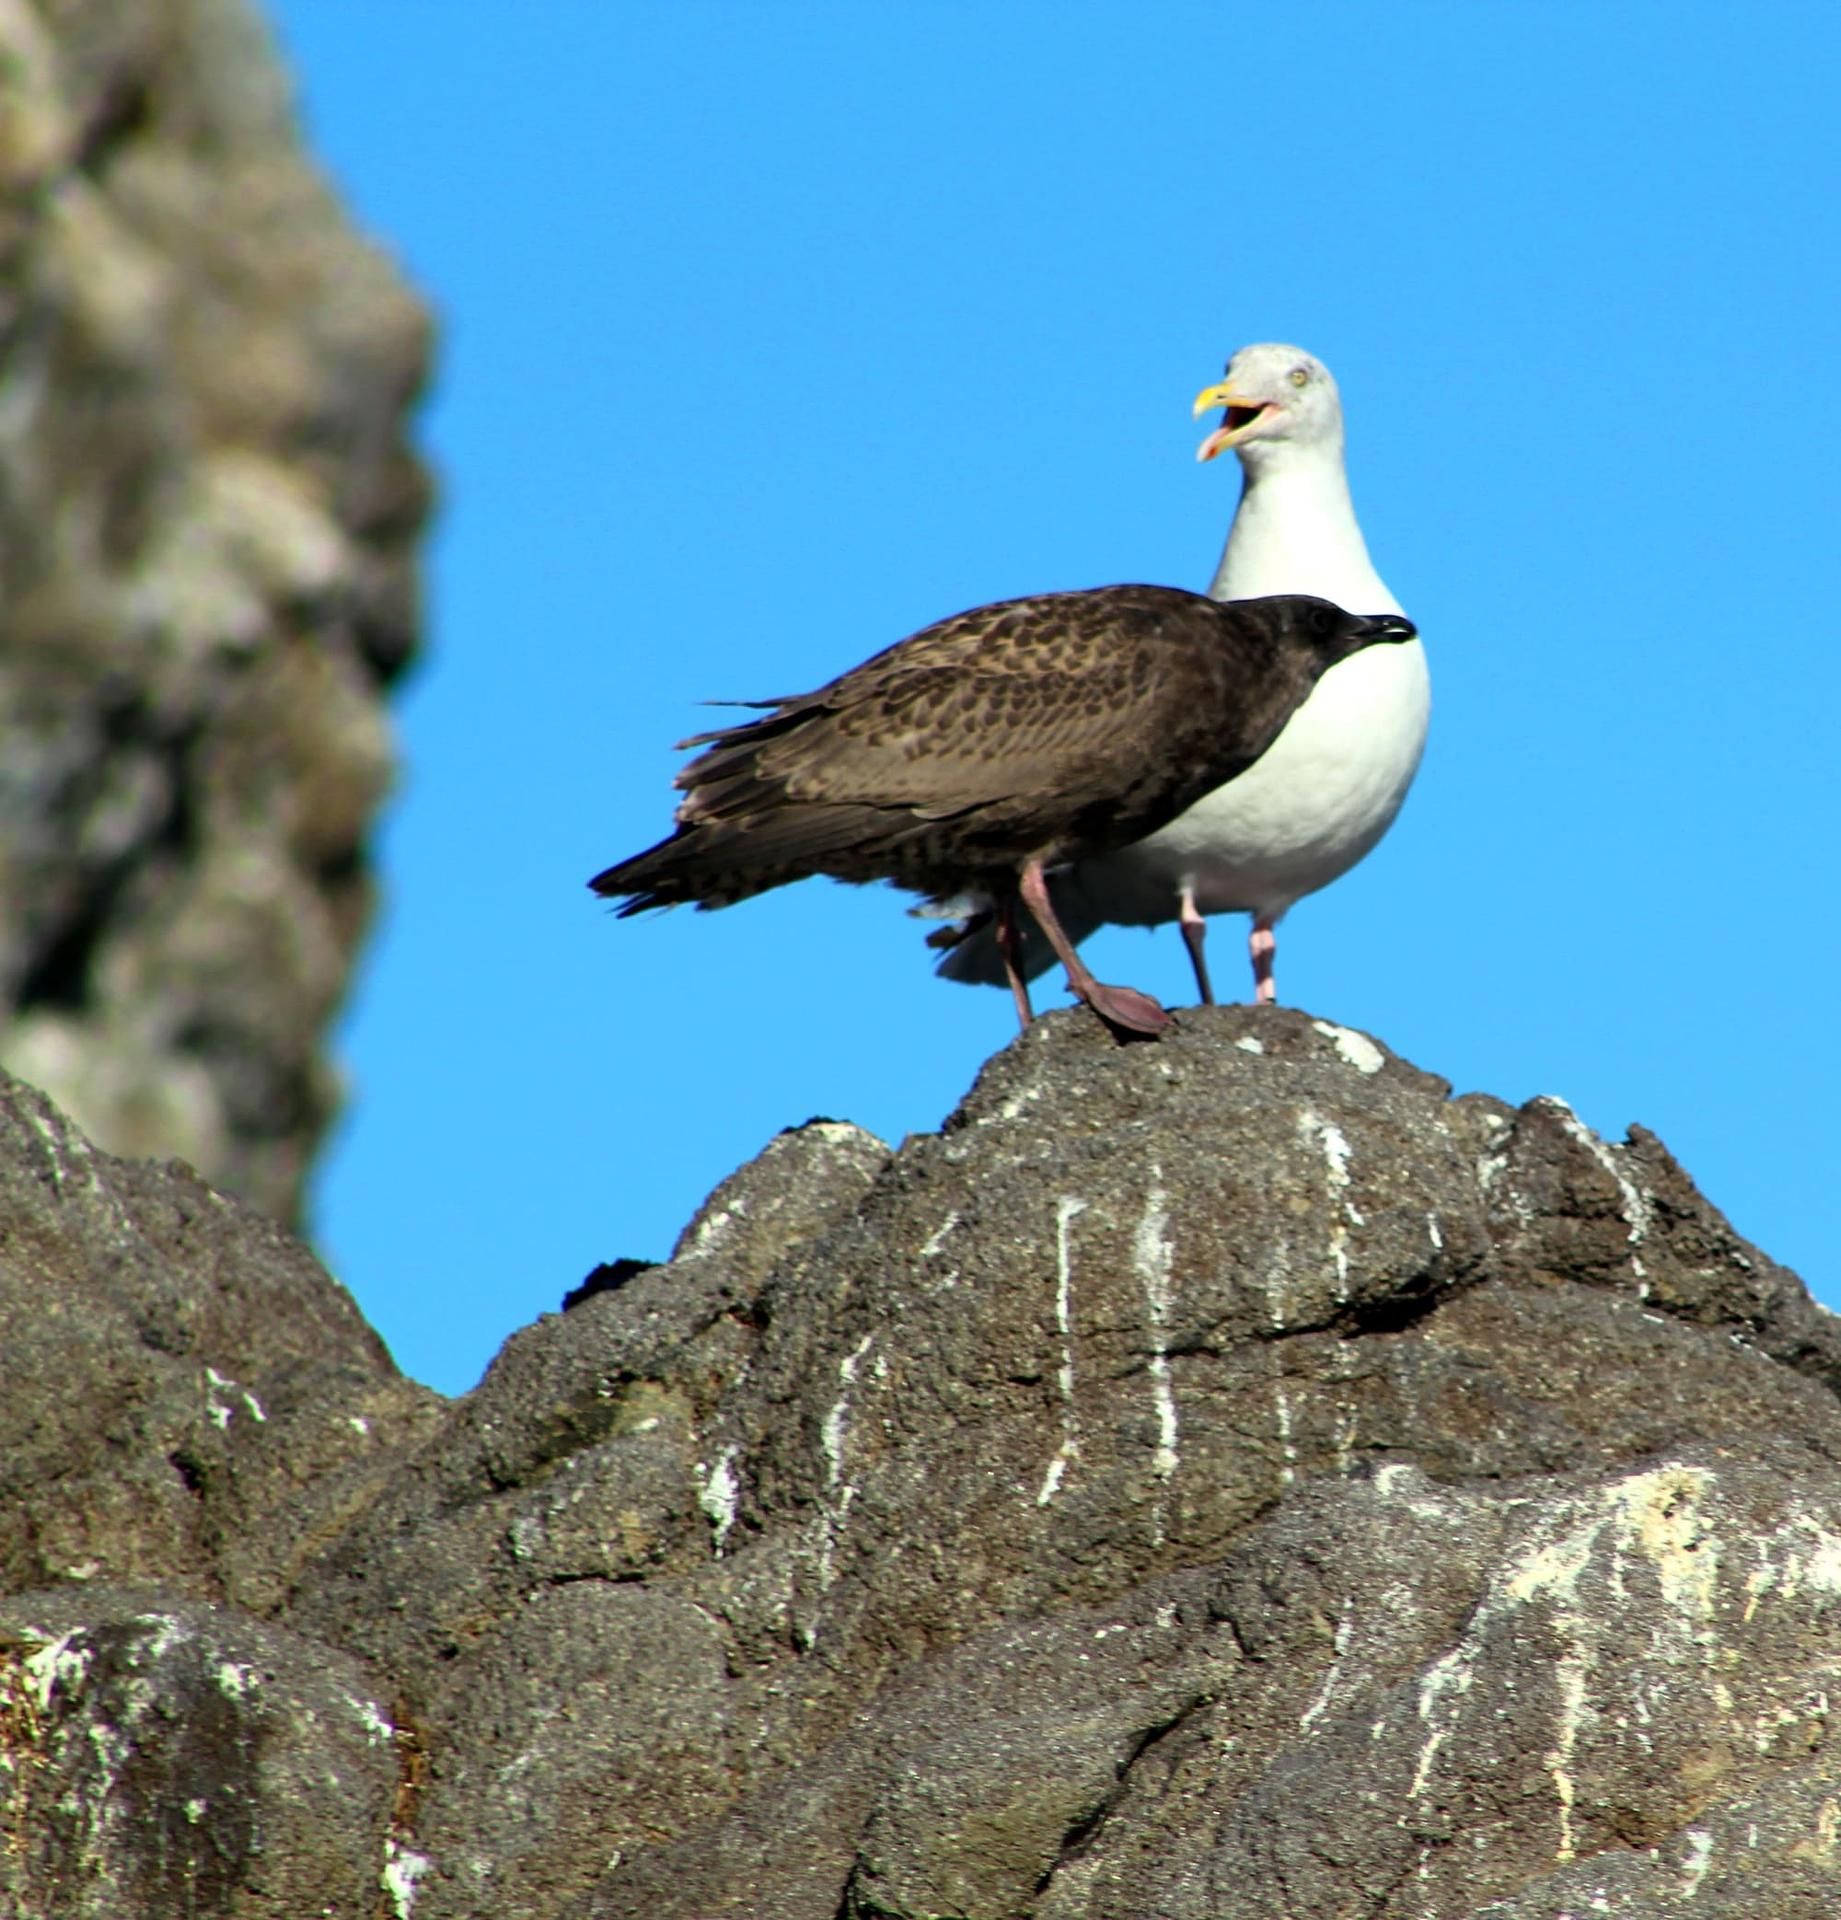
xmin=1236 ymin=595 xmax=1418 ymax=669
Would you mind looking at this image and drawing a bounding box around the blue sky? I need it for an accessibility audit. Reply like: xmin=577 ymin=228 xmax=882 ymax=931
xmin=267 ymin=3 xmax=1841 ymax=1396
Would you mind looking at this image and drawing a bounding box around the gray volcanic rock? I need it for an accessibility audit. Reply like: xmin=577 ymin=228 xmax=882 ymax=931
xmin=0 ymin=0 xmax=430 ymax=1226
xmin=0 ymin=1592 xmax=411 ymax=1920
xmin=0 ymin=1067 xmax=441 ymax=1610
xmin=287 ymin=1117 xmax=893 ymax=1689
xmin=4 ymin=1010 xmax=1840 ymax=1919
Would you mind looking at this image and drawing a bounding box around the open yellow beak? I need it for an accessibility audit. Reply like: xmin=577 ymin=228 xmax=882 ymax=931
xmin=1192 ymin=380 xmax=1270 ymax=462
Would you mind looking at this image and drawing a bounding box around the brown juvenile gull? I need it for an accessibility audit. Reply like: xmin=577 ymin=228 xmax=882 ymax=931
xmin=934 ymin=343 xmax=1428 ymax=1006
xmin=590 ymin=589 xmax=1415 ymax=1039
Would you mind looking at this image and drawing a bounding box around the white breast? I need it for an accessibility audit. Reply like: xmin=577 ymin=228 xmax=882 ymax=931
xmin=1078 ymin=635 xmax=1430 ymax=923
xmin=1073 ymin=437 xmax=1429 ymax=928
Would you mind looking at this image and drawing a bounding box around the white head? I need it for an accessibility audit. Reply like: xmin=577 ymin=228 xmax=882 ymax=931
xmin=1193 ymin=342 xmax=1345 ymax=470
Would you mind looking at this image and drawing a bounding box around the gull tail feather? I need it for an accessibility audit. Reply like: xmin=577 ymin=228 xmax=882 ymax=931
xmin=591 ymin=805 xmax=905 ymax=915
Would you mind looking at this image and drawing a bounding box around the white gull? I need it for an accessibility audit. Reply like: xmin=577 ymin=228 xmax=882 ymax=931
xmin=934 ymin=342 xmax=1429 ymax=1004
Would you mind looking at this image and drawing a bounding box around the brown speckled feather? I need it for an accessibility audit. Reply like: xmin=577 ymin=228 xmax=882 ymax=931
xmin=591 ymin=589 xmax=1415 ymax=915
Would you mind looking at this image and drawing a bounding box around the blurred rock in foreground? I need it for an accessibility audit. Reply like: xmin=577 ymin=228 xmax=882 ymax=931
xmin=3 ymin=1007 xmax=1839 ymax=1918
xmin=0 ymin=0 xmax=431 ymax=1225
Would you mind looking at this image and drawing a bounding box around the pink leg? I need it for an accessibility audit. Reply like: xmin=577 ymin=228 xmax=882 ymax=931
xmin=1178 ymin=885 xmax=1214 ymax=1006
xmin=1249 ymin=915 xmax=1277 ymax=1006
xmin=994 ymin=895 xmax=1035 ymax=1034
xmin=1019 ymin=859 xmax=1171 ymax=1038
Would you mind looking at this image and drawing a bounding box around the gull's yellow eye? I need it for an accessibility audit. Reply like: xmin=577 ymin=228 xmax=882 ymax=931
xmin=1289 ymin=367 xmax=1309 ymax=388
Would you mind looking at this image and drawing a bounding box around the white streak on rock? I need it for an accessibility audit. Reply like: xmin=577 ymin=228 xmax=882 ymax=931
xmin=215 ymin=1659 xmax=257 ymax=1698
xmin=1035 ymin=1451 xmax=1070 ymax=1507
xmin=806 ymin=1331 xmax=879 ymax=1627
xmin=1299 ymin=1109 xmax=1363 ymax=1300
xmin=1779 ymin=1514 xmax=1841 ymax=1598
xmin=382 ymin=1839 xmax=432 ymax=1919
xmin=1475 ymin=1109 xmax=1537 ymax=1226
xmin=1312 ymin=1019 xmax=1385 ymax=1074
xmin=507 ymin=1513 xmax=542 ymax=1563
xmin=1818 ymin=1798 xmax=1841 ymax=1857
xmin=1273 ymin=1381 xmax=1297 ymax=1485
xmin=205 ymin=1365 xmax=235 ymax=1430
xmin=134 ymin=1612 xmax=185 ymax=1658
xmin=1406 ymin=1464 xmax=1737 ymax=1862
xmin=1298 ymin=1606 xmax=1354 ymax=1733
xmin=1609 ymin=1466 xmax=1721 ymax=1621
xmin=1037 ymin=1198 xmax=1087 ymax=1505
xmin=1410 ymin=1646 xmax=1472 ymax=1797
xmin=1331 ymin=1347 xmax=1358 ymax=1475
xmin=1679 ymin=1828 xmax=1715 ymax=1897
xmin=699 ymin=1445 xmax=740 ymax=1555
xmin=347 ymin=1695 xmax=396 ymax=1745
xmin=920 ymin=1211 xmax=960 ymax=1258
xmin=26 ymin=1109 xmax=68 ymax=1193
xmin=1545 ymin=1635 xmax=1590 ymax=1861
xmin=23 ymin=1631 xmax=90 ymax=1714
xmin=23 ymin=1106 xmax=114 ymax=1205
xmin=1234 ymin=1036 xmax=1265 ymax=1054
xmin=1132 ymin=1173 xmax=1180 ymax=1482
xmin=204 ymin=1365 xmax=263 ymax=1428
xmin=87 ymin=1713 xmax=128 ymax=1779
xmin=821 ymin=1334 xmax=876 ymax=1494
xmin=1053 ymin=1197 xmax=1083 ymax=1407
xmin=684 ymin=1200 xmax=743 ymax=1257
xmin=998 ymin=1081 xmax=1044 ymax=1122
xmin=1542 ymin=1097 xmax=1651 ymax=1279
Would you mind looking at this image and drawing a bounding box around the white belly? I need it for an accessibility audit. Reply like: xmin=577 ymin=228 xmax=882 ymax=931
xmin=1076 ymin=635 xmax=1430 ymax=924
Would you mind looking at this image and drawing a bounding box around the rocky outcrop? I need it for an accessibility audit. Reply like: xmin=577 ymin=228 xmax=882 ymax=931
xmin=0 ymin=1070 xmax=442 ymax=1612
xmin=0 ymin=0 xmax=430 ymax=1225
xmin=2 ymin=1008 xmax=1839 ymax=1919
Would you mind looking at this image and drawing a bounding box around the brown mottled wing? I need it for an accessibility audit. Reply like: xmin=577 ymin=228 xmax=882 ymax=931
xmin=679 ymin=588 xmax=1299 ymax=839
